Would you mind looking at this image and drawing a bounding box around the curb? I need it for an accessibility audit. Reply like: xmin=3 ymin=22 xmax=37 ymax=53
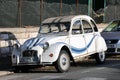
xmin=0 ymin=71 xmax=13 ymax=76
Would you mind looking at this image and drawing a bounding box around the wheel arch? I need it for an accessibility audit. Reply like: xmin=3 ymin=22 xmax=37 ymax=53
xmin=42 ymin=43 xmax=74 ymax=63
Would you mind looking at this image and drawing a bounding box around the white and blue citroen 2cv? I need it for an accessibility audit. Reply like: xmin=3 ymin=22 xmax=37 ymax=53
xmin=12 ymin=15 xmax=107 ymax=73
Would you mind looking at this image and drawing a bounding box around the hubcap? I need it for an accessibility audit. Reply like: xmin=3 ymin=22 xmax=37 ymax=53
xmin=62 ymin=58 xmax=67 ymax=65
xmin=99 ymin=52 xmax=105 ymax=61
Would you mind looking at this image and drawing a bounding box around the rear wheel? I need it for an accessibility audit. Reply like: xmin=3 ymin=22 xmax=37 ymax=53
xmin=95 ymin=51 xmax=105 ymax=64
xmin=54 ymin=50 xmax=70 ymax=73
xmin=20 ymin=67 xmax=29 ymax=73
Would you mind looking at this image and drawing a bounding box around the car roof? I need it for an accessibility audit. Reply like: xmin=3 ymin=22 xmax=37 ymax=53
xmin=42 ymin=15 xmax=92 ymax=24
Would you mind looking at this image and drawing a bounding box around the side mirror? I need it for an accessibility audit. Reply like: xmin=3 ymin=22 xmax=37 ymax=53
xmin=13 ymin=44 xmax=19 ymax=49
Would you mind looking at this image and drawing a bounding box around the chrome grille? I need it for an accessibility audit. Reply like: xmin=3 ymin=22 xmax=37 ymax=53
xmin=22 ymin=50 xmax=37 ymax=57
xmin=106 ymin=40 xmax=118 ymax=44
xmin=20 ymin=50 xmax=39 ymax=64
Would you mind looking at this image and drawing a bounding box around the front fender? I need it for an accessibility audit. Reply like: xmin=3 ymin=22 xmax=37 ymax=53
xmin=42 ymin=43 xmax=69 ymax=63
xmin=11 ymin=48 xmax=21 ymax=65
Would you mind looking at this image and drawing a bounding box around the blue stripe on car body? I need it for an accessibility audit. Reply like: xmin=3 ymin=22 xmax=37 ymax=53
xmin=71 ymin=35 xmax=96 ymax=53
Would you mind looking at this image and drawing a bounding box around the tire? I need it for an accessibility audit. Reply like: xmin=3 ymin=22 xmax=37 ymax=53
xmin=13 ymin=66 xmax=29 ymax=73
xmin=95 ymin=51 xmax=106 ymax=64
xmin=20 ymin=67 xmax=29 ymax=73
xmin=13 ymin=66 xmax=20 ymax=73
xmin=54 ymin=50 xmax=70 ymax=73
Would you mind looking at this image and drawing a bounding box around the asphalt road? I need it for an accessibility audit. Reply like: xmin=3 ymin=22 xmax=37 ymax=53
xmin=0 ymin=57 xmax=120 ymax=80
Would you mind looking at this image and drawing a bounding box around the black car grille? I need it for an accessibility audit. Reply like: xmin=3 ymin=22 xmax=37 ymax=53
xmin=107 ymin=48 xmax=120 ymax=53
xmin=105 ymin=40 xmax=118 ymax=44
xmin=22 ymin=50 xmax=37 ymax=57
xmin=107 ymin=48 xmax=115 ymax=52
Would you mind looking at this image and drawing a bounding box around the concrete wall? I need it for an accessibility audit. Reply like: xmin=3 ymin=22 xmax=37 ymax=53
xmin=0 ymin=24 xmax=108 ymax=57
xmin=0 ymin=27 xmax=39 ymax=56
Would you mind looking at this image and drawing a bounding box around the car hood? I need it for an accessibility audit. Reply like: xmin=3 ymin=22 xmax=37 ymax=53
xmin=101 ymin=32 xmax=120 ymax=40
xmin=21 ymin=34 xmax=68 ymax=50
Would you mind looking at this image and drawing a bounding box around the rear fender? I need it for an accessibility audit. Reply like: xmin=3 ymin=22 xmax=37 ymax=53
xmin=95 ymin=36 xmax=107 ymax=52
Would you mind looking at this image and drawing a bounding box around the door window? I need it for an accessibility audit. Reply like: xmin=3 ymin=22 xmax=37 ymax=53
xmin=82 ymin=20 xmax=93 ymax=33
xmin=72 ymin=20 xmax=82 ymax=34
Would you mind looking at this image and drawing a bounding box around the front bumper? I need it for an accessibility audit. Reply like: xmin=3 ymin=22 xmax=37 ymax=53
xmin=106 ymin=43 xmax=120 ymax=54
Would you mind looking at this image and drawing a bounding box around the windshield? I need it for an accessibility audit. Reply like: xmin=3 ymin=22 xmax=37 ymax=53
xmin=103 ymin=20 xmax=120 ymax=32
xmin=39 ymin=22 xmax=70 ymax=34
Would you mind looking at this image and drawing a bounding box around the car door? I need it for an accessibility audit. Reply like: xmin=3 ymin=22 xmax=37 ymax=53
xmin=82 ymin=19 xmax=96 ymax=54
xmin=70 ymin=19 xmax=87 ymax=57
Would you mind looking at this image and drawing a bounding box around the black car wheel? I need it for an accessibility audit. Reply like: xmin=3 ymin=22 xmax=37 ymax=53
xmin=95 ymin=51 xmax=106 ymax=64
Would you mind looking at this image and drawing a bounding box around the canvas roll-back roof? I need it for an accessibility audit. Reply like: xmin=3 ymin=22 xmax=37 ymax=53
xmin=42 ymin=15 xmax=75 ymax=24
xmin=42 ymin=15 xmax=92 ymax=24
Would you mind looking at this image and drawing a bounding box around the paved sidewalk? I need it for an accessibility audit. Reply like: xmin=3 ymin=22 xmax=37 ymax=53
xmin=0 ymin=71 xmax=13 ymax=76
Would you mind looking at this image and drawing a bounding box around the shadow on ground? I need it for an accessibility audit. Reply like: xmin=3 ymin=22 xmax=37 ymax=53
xmin=0 ymin=56 xmax=12 ymax=70
xmin=0 ymin=55 xmax=120 ymax=73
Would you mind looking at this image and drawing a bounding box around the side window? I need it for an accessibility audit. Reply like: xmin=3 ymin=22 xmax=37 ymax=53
xmin=82 ymin=20 xmax=93 ymax=33
xmin=50 ymin=24 xmax=59 ymax=32
xmin=61 ymin=22 xmax=70 ymax=32
xmin=72 ymin=20 xmax=82 ymax=34
xmin=91 ymin=20 xmax=98 ymax=32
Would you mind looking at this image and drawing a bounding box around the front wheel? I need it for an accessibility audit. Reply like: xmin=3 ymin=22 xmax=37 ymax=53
xmin=95 ymin=51 xmax=106 ymax=64
xmin=13 ymin=66 xmax=20 ymax=73
xmin=13 ymin=66 xmax=29 ymax=73
xmin=54 ymin=50 xmax=70 ymax=73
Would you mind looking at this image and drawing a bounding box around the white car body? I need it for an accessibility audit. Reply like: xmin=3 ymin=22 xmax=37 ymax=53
xmin=12 ymin=15 xmax=107 ymax=72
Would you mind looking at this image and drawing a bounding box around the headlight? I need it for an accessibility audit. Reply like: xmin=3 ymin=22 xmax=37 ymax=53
xmin=43 ymin=42 xmax=49 ymax=50
xmin=12 ymin=54 xmax=16 ymax=58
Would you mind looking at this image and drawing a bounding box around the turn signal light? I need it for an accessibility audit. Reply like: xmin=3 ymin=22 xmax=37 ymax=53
xmin=49 ymin=53 xmax=53 ymax=57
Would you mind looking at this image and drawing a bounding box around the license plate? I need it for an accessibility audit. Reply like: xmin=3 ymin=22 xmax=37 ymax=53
xmin=21 ymin=58 xmax=32 ymax=63
xmin=107 ymin=44 xmax=116 ymax=48
xmin=24 ymin=57 xmax=33 ymax=63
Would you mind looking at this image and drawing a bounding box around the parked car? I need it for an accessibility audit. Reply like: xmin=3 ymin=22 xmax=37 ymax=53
xmin=101 ymin=19 xmax=120 ymax=54
xmin=11 ymin=15 xmax=107 ymax=73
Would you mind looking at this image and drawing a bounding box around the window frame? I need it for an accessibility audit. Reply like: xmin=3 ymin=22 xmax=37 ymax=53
xmin=72 ymin=19 xmax=83 ymax=35
xmin=82 ymin=20 xmax=93 ymax=33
